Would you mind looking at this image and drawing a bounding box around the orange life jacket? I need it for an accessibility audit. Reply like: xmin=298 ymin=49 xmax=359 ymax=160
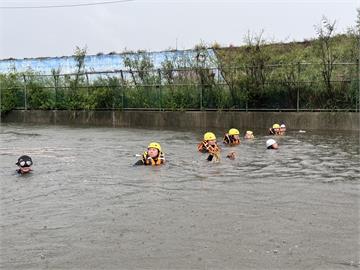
xmin=269 ymin=128 xmax=282 ymax=135
xmin=223 ymin=134 xmax=240 ymax=145
xmin=142 ymin=151 xmax=165 ymax=166
xmin=197 ymin=141 xmax=220 ymax=154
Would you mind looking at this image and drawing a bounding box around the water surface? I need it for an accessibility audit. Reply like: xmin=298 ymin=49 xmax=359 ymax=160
xmin=0 ymin=124 xmax=359 ymax=269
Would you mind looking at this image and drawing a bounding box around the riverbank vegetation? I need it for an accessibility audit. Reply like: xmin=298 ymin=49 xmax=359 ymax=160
xmin=1 ymin=15 xmax=359 ymax=113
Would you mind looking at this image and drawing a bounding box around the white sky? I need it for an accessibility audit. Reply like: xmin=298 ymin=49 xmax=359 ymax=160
xmin=0 ymin=0 xmax=358 ymax=59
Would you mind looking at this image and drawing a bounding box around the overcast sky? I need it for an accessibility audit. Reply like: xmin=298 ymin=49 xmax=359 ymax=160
xmin=0 ymin=0 xmax=358 ymax=59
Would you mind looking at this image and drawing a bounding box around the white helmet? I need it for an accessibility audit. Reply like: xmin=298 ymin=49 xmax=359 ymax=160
xmin=266 ymin=139 xmax=277 ymax=148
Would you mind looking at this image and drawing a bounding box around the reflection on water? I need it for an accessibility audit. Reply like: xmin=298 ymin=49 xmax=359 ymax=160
xmin=0 ymin=123 xmax=359 ymax=269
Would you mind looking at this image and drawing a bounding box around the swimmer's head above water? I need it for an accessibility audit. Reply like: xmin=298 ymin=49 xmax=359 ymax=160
xmin=147 ymin=142 xmax=162 ymax=158
xmin=203 ymin=132 xmax=217 ymax=145
xmin=280 ymin=123 xmax=286 ymax=135
xmin=266 ymin=139 xmax=279 ymax=150
xmin=134 ymin=142 xmax=165 ymax=166
xmin=16 ymin=155 xmax=33 ymax=174
xmin=223 ymin=128 xmax=241 ymax=145
xmin=244 ymin=130 xmax=254 ymax=139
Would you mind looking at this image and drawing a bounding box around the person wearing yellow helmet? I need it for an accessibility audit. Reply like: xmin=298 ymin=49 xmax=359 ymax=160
xmin=269 ymin=123 xmax=281 ymax=135
xmin=198 ymin=132 xmax=217 ymax=153
xmin=198 ymin=132 xmax=220 ymax=162
xmin=223 ymin=128 xmax=241 ymax=145
xmin=134 ymin=142 xmax=165 ymax=166
xmin=244 ymin=130 xmax=254 ymax=139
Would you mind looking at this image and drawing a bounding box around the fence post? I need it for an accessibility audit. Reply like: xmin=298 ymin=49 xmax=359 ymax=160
xmin=23 ymin=74 xmax=28 ymax=110
xmin=0 ymin=79 xmax=2 ymax=121
xmin=54 ymin=74 xmax=58 ymax=110
xmin=245 ymin=80 xmax=248 ymax=112
xmin=296 ymin=88 xmax=300 ymax=112
xmin=199 ymin=83 xmax=203 ymax=110
xmin=157 ymin=69 xmax=162 ymax=111
xmin=120 ymin=70 xmax=125 ymax=110
xmin=357 ymin=58 xmax=360 ymax=112
xmin=297 ymin=62 xmax=301 ymax=112
xmin=196 ymin=55 xmax=204 ymax=111
xmin=112 ymin=74 xmax=115 ymax=111
xmin=85 ymin=72 xmax=90 ymax=103
xmin=245 ymin=90 xmax=248 ymax=112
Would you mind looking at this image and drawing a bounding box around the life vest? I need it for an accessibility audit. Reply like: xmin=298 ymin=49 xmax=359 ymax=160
xmin=269 ymin=128 xmax=276 ymax=135
xmin=197 ymin=141 xmax=220 ymax=154
xmin=269 ymin=128 xmax=281 ymax=135
xmin=223 ymin=134 xmax=240 ymax=145
xmin=142 ymin=151 xmax=165 ymax=166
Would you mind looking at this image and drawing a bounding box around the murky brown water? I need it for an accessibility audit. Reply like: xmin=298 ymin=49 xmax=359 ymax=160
xmin=0 ymin=123 xmax=359 ymax=270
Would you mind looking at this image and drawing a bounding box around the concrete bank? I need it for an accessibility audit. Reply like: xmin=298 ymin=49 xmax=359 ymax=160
xmin=1 ymin=110 xmax=359 ymax=131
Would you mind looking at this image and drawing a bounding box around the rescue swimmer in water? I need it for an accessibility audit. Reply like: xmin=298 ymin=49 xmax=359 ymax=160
xmin=226 ymin=151 xmax=236 ymax=160
xmin=16 ymin=155 xmax=33 ymax=174
xmin=268 ymin=123 xmax=281 ymax=135
xmin=198 ymin=132 xmax=221 ymax=162
xmin=266 ymin=139 xmax=279 ymax=150
xmin=279 ymin=123 xmax=286 ymax=135
xmin=134 ymin=142 xmax=165 ymax=166
xmin=244 ymin=130 xmax=254 ymax=139
xmin=223 ymin=128 xmax=241 ymax=146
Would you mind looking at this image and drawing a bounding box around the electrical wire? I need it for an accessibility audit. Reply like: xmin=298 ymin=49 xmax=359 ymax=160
xmin=0 ymin=0 xmax=134 ymax=9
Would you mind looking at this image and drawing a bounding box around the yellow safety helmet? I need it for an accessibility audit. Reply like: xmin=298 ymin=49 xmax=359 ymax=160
xmin=228 ymin=128 xmax=240 ymax=136
xmin=204 ymin=132 xmax=216 ymax=141
xmin=246 ymin=130 xmax=253 ymax=135
xmin=148 ymin=142 xmax=162 ymax=152
xmin=272 ymin=123 xmax=280 ymax=129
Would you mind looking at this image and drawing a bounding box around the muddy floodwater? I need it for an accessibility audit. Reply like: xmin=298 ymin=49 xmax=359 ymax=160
xmin=0 ymin=123 xmax=359 ymax=270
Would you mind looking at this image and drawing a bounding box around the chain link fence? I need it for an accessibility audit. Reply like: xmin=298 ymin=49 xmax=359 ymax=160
xmin=1 ymin=62 xmax=359 ymax=112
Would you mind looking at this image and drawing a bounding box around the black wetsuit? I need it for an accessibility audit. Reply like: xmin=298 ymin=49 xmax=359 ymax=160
xmin=134 ymin=159 xmax=144 ymax=166
xmin=207 ymin=155 xmax=214 ymax=161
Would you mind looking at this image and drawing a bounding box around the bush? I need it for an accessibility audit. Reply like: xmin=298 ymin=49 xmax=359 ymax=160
xmin=0 ymin=73 xmax=23 ymax=113
xmin=1 ymin=34 xmax=358 ymax=112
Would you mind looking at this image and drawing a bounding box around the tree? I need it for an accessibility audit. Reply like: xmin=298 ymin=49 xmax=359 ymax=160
xmin=74 ymin=46 xmax=87 ymax=87
xmin=243 ymin=30 xmax=269 ymax=89
xmin=314 ymin=16 xmax=337 ymax=94
xmin=123 ymin=51 xmax=154 ymax=84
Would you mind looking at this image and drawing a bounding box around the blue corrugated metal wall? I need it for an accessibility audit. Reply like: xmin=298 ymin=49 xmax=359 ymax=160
xmin=0 ymin=49 xmax=217 ymax=74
